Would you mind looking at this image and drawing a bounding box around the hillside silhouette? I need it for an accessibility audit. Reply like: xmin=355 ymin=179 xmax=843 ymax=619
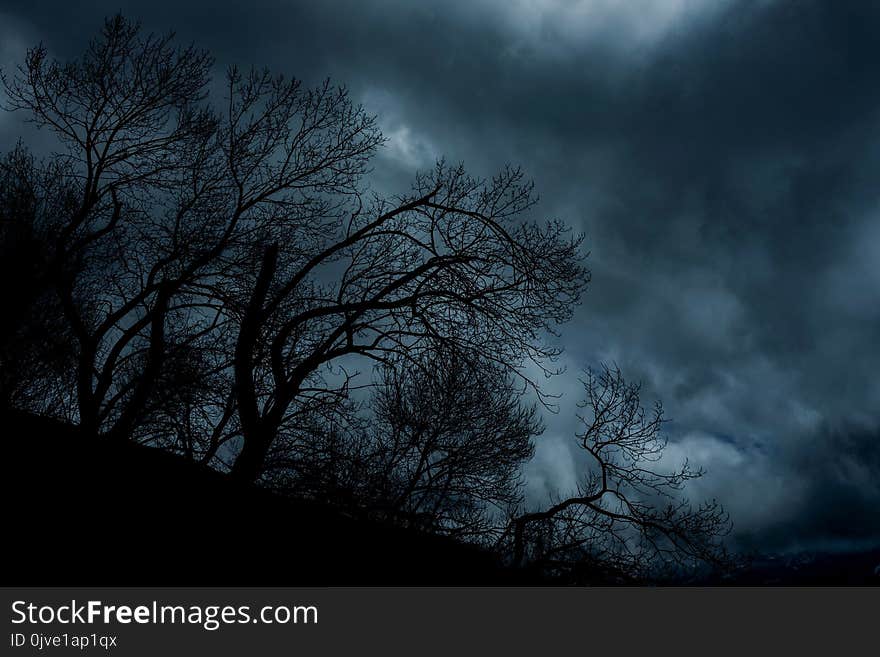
xmin=7 ymin=410 xmax=879 ymax=585
xmin=3 ymin=410 xmax=549 ymax=585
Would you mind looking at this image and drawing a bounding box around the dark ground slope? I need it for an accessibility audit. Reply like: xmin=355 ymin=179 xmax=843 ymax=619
xmin=4 ymin=411 xmax=879 ymax=585
xmin=1 ymin=411 xmax=534 ymax=585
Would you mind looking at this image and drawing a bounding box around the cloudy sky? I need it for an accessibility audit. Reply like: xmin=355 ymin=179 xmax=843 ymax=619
xmin=2 ymin=0 xmax=879 ymax=554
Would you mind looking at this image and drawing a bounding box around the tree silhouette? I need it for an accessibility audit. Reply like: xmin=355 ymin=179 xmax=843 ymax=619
xmin=507 ymin=365 xmax=730 ymax=580
xmin=0 ymin=15 xmax=730 ymax=581
xmin=2 ymin=16 xmax=217 ymax=439
xmin=364 ymin=349 xmax=540 ymax=541
xmin=263 ymin=348 xmax=542 ymax=541
xmin=3 ymin=16 xmax=584 ymax=476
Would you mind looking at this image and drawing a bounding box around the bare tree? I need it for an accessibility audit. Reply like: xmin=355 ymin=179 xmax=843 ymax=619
xmin=508 ymin=365 xmax=730 ymax=580
xmin=266 ymin=348 xmax=542 ymax=541
xmin=366 ymin=349 xmax=540 ymax=540
xmin=2 ymin=16 xmax=586 ymax=488
xmin=2 ymin=16 xmax=215 ymax=438
xmin=1 ymin=16 xmax=383 ymax=446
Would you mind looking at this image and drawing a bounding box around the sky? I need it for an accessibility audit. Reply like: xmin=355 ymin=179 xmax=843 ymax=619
xmin=2 ymin=0 xmax=879 ymax=554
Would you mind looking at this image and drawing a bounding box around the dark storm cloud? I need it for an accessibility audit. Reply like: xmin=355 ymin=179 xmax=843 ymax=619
xmin=2 ymin=0 xmax=879 ymax=552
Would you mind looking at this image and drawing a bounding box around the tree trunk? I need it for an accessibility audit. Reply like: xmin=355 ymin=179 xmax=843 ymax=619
xmin=229 ymin=419 xmax=274 ymax=483
xmin=230 ymin=243 xmax=278 ymax=484
xmin=76 ymin=343 xmax=100 ymax=439
xmin=106 ymin=285 xmax=170 ymax=442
